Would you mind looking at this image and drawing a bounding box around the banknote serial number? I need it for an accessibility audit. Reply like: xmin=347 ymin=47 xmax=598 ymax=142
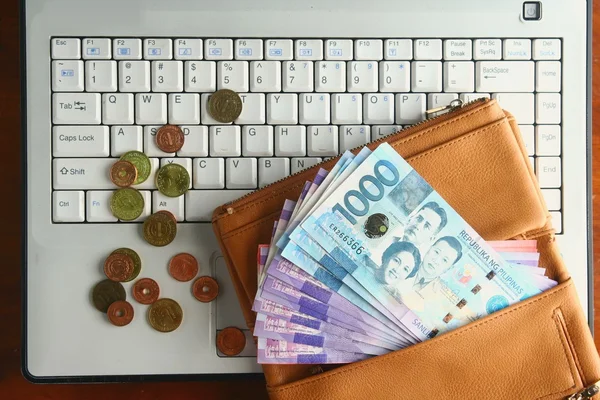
xmin=329 ymin=223 xmax=365 ymax=255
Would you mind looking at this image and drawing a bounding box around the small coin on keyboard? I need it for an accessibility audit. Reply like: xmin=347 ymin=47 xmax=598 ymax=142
xmin=208 ymin=89 xmax=243 ymax=123
xmin=192 ymin=276 xmax=219 ymax=303
xmin=111 ymin=248 xmax=142 ymax=282
xmin=119 ymin=151 xmax=151 ymax=185
xmin=110 ymin=188 xmax=145 ymax=221
xmin=106 ymin=300 xmax=134 ymax=327
xmin=147 ymin=298 xmax=183 ymax=333
xmin=109 ymin=160 xmax=138 ymax=188
xmin=92 ymin=279 xmax=126 ymax=313
xmin=156 ymin=125 xmax=185 ymax=153
xmin=169 ymin=253 xmax=199 ymax=282
xmin=143 ymin=211 xmax=177 ymax=247
xmin=156 ymin=164 xmax=190 ymax=197
xmin=216 ymin=327 xmax=246 ymax=356
xmin=103 ymin=253 xmax=135 ymax=282
xmin=132 ymin=278 xmax=160 ymax=305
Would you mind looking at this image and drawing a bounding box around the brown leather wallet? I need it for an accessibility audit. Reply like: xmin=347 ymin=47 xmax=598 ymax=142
xmin=212 ymin=99 xmax=600 ymax=399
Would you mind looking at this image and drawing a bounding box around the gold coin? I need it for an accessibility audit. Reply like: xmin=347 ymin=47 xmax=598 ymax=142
xmin=110 ymin=188 xmax=145 ymax=221
xmin=208 ymin=89 xmax=243 ymax=123
xmin=120 ymin=151 xmax=151 ymax=185
xmin=143 ymin=212 xmax=177 ymax=247
xmin=156 ymin=164 xmax=190 ymax=197
xmin=147 ymin=298 xmax=183 ymax=333
xmin=111 ymin=248 xmax=142 ymax=282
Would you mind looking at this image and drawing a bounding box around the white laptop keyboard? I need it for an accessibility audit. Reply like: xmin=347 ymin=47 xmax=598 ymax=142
xmin=50 ymin=37 xmax=562 ymax=231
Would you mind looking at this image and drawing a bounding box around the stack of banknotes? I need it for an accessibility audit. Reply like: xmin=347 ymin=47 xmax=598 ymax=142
xmin=253 ymin=143 xmax=557 ymax=364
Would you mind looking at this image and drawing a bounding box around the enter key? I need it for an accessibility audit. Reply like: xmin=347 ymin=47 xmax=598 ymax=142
xmin=476 ymin=61 xmax=534 ymax=93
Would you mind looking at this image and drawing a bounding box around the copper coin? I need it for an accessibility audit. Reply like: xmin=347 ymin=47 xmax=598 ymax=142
xmin=132 ymin=278 xmax=160 ymax=305
xmin=110 ymin=160 xmax=138 ymax=188
xmin=107 ymin=300 xmax=134 ymax=327
xmin=157 ymin=210 xmax=177 ymax=224
xmin=104 ymin=253 xmax=135 ymax=282
xmin=156 ymin=125 xmax=185 ymax=153
xmin=169 ymin=253 xmax=199 ymax=282
xmin=216 ymin=327 xmax=246 ymax=356
xmin=192 ymin=276 xmax=219 ymax=302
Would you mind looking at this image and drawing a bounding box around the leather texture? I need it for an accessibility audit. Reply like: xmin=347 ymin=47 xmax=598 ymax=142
xmin=212 ymin=99 xmax=600 ymax=399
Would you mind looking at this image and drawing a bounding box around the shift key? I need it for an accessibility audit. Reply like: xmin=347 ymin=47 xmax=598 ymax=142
xmin=53 ymin=158 xmax=115 ymax=189
xmin=476 ymin=61 xmax=534 ymax=92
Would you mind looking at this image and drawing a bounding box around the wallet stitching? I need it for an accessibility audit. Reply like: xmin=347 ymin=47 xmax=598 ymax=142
xmin=221 ymin=210 xmax=282 ymax=240
xmin=554 ymin=307 xmax=585 ymax=387
xmin=268 ymin=282 xmax=573 ymax=394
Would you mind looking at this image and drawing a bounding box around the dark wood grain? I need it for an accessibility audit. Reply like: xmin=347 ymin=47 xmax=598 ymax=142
xmin=0 ymin=1 xmax=598 ymax=398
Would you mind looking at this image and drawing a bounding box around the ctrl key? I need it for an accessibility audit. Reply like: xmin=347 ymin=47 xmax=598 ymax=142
xmin=53 ymin=191 xmax=84 ymax=222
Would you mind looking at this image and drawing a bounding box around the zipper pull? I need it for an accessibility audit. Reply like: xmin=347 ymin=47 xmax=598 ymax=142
xmin=425 ymin=98 xmax=464 ymax=118
xmin=567 ymin=380 xmax=600 ymax=399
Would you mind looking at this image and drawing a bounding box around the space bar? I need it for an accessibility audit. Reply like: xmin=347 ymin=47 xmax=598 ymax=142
xmin=185 ymin=190 xmax=254 ymax=222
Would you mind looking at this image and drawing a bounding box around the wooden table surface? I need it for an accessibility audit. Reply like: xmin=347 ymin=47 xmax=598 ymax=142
xmin=0 ymin=1 xmax=598 ymax=399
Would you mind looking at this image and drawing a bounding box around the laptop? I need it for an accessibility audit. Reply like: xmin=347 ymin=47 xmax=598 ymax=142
xmin=21 ymin=0 xmax=592 ymax=382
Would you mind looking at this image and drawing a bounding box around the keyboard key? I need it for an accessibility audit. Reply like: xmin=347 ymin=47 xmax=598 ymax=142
xmin=492 ymin=93 xmax=534 ymax=124
xmin=536 ymin=93 xmax=561 ymax=124
xmin=265 ymin=39 xmax=293 ymax=60
xmin=168 ymin=93 xmax=200 ymax=124
xmin=52 ymin=38 xmax=81 ymax=59
xmin=205 ymin=39 xmax=233 ymax=60
xmin=396 ymin=93 xmax=426 ymax=124
xmin=299 ymin=94 xmax=330 ymax=124
xmin=371 ymin=125 xmax=402 ymax=141
xmin=519 ymin=125 xmax=535 ymax=156
xmin=52 ymin=60 xmax=84 ymax=91
xmin=111 ymin=126 xmax=143 ymax=156
xmin=102 ymin=93 xmax=134 ymax=124
xmin=414 ymin=39 xmax=442 ymax=60
xmin=339 ymin=125 xmax=370 ymax=151
xmin=52 ymin=93 xmax=101 ymax=125
xmin=354 ymin=40 xmax=383 ymax=60
xmin=86 ymin=190 xmax=118 ymax=222
xmin=295 ymin=40 xmax=323 ymax=61
xmin=161 ymin=158 xmax=192 ymax=189
xmin=379 ymin=61 xmax=410 ymax=92
xmin=443 ymin=39 xmax=472 ymax=60
xmin=183 ymin=62 xmax=215 ymax=92
xmin=475 ymin=61 xmax=534 ymax=92
xmin=178 ymin=126 xmax=208 ymax=157
xmin=443 ymin=61 xmax=474 ymax=92
xmin=144 ymin=126 xmax=175 ymax=157
xmin=427 ymin=93 xmax=459 ymax=109
xmin=536 ymin=61 xmax=561 ymax=92
xmin=242 ymin=126 xmax=274 ymax=156
xmin=536 ymin=125 xmax=561 ymax=156
xmin=133 ymin=158 xmax=160 ymax=189
xmin=503 ymin=39 xmax=531 ymax=60
xmin=473 ymin=39 xmax=502 ymax=60
xmin=549 ymin=211 xmax=562 ymax=234
xmin=332 ymin=94 xmax=362 ymax=124
xmin=175 ymin=38 xmax=203 ymax=60
xmin=53 ymin=191 xmax=85 ymax=222
xmin=307 ymin=126 xmax=339 ymax=156
xmin=201 ymin=93 xmax=231 ymax=125
xmin=193 ymin=158 xmax=225 ymax=189
xmin=217 ymin=61 xmax=249 ymax=92
xmin=113 ymin=38 xmax=142 ymax=60
xmin=325 ymin=39 xmax=353 ymax=61
xmin=275 ymin=126 xmax=306 ymax=156
xmin=384 ymin=39 xmax=412 ymax=60
xmin=235 ymin=39 xmax=263 ymax=60
xmin=348 ymin=61 xmax=378 ymax=92
xmin=82 ymin=38 xmax=111 ymax=59
xmin=364 ymin=94 xmax=394 ymax=124
xmin=258 ymin=158 xmax=290 ymax=187
xmin=52 ymin=126 xmax=109 ymax=157
xmin=412 ymin=62 xmax=442 ymax=92
xmin=53 ymin=158 xmax=114 ymax=189
xmin=135 ymin=93 xmax=167 ymax=124
xmin=85 ymin=61 xmax=117 ymax=92
xmin=236 ymin=94 xmax=266 ymax=124
xmin=460 ymin=93 xmax=490 ymax=103
xmin=536 ymin=157 xmax=561 ymax=188
xmin=144 ymin=38 xmax=173 ymax=60
xmin=153 ymin=191 xmax=185 ymax=221
xmin=267 ymin=94 xmax=298 ymax=124
xmin=283 ymin=61 xmax=314 ymax=92
xmin=185 ymin=190 xmax=252 ymax=221
xmin=291 ymin=158 xmax=322 ymax=174
xmin=152 ymin=61 xmax=184 ymax=92
xmin=226 ymin=158 xmax=257 ymax=189
xmin=315 ymin=61 xmax=346 ymax=92
xmin=533 ymin=39 xmax=561 ymax=60
xmin=118 ymin=61 xmax=150 ymax=92
xmin=541 ymin=189 xmax=561 ymax=211
xmin=250 ymin=61 xmax=281 ymax=92
xmin=210 ymin=126 xmax=241 ymax=156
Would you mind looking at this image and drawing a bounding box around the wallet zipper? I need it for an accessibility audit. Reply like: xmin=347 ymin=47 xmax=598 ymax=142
xmin=223 ymin=97 xmax=488 ymax=208
xmin=567 ymin=380 xmax=600 ymax=399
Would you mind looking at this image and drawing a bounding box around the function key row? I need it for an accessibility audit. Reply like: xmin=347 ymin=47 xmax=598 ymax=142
xmin=51 ymin=38 xmax=562 ymax=61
